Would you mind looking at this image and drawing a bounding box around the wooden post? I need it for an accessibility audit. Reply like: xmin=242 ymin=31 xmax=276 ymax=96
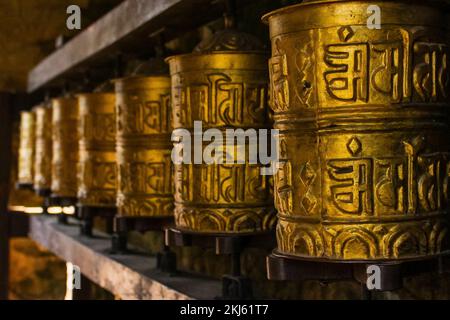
xmin=0 ymin=92 xmax=13 ymax=300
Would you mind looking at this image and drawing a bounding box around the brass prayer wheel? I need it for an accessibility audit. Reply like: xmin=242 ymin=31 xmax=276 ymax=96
xmin=77 ymin=92 xmax=117 ymax=208
xmin=264 ymin=0 xmax=450 ymax=260
xmin=115 ymin=75 xmax=173 ymax=217
xmin=167 ymin=27 xmax=276 ymax=233
xmin=51 ymin=97 xmax=79 ymax=200
xmin=33 ymin=104 xmax=52 ymax=195
xmin=17 ymin=111 xmax=35 ymax=188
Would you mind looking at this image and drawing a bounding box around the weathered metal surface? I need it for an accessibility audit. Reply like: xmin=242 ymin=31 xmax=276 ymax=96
xmin=115 ymin=76 xmax=173 ymax=217
xmin=17 ymin=111 xmax=35 ymax=188
xmin=264 ymin=0 xmax=450 ymax=260
xmin=51 ymin=97 xmax=79 ymax=199
xmin=167 ymin=25 xmax=276 ymax=234
xmin=77 ymin=92 xmax=117 ymax=207
xmin=33 ymin=104 xmax=52 ymax=193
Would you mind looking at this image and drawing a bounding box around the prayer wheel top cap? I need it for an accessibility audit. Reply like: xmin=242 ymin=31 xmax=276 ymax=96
xmin=31 ymin=103 xmax=46 ymax=112
xmin=193 ymin=28 xmax=265 ymax=53
xmin=131 ymin=57 xmax=169 ymax=77
xmin=93 ymin=81 xmax=114 ymax=93
xmin=165 ymin=28 xmax=267 ymax=68
xmin=262 ymin=0 xmax=450 ymax=24
xmin=113 ymin=58 xmax=169 ymax=84
xmin=77 ymin=82 xmax=115 ymax=100
xmin=51 ymin=95 xmax=77 ymax=104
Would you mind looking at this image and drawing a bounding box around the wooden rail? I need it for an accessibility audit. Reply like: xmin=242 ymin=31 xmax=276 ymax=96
xmin=29 ymin=215 xmax=221 ymax=300
xmin=27 ymin=0 xmax=257 ymax=93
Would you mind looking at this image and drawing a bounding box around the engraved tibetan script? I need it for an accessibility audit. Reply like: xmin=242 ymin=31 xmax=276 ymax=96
xmin=326 ymin=142 xmax=450 ymax=217
xmin=274 ymin=161 xmax=293 ymax=214
xmin=413 ymin=42 xmax=449 ymax=102
xmin=120 ymin=157 xmax=172 ymax=195
xmin=173 ymin=73 xmax=266 ymax=126
xmin=118 ymin=95 xmax=170 ymax=135
xmin=324 ymin=43 xmax=370 ymax=102
xmin=269 ymin=54 xmax=289 ymax=111
xmin=199 ymin=164 xmax=266 ymax=203
xmin=323 ymin=30 xmax=450 ymax=105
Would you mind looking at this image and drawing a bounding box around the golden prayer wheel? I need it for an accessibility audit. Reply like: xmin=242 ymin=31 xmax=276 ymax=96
xmin=77 ymin=92 xmax=117 ymax=208
xmin=33 ymin=104 xmax=52 ymax=195
xmin=264 ymin=0 xmax=450 ymax=260
xmin=17 ymin=111 xmax=35 ymax=188
xmin=51 ymin=97 xmax=79 ymax=200
xmin=115 ymin=75 xmax=173 ymax=217
xmin=167 ymin=27 xmax=276 ymax=234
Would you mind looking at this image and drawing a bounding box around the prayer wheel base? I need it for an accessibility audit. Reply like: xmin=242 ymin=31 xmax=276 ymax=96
xmin=57 ymin=214 xmax=68 ymax=225
xmin=49 ymin=197 xmax=77 ymax=224
xmin=165 ymin=227 xmax=276 ymax=299
xmin=165 ymin=228 xmax=276 ymax=254
xmin=266 ymin=250 xmax=450 ymax=296
xmin=114 ymin=216 xmax=174 ymax=235
xmin=34 ymin=188 xmax=51 ymax=198
xmin=49 ymin=196 xmax=77 ymax=207
xmin=77 ymin=205 xmax=116 ymax=237
xmin=111 ymin=216 xmax=176 ymax=274
xmin=221 ymin=275 xmax=253 ymax=300
xmin=156 ymin=246 xmax=177 ymax=275
xmin=15 ymin=182 xmax=33 ymax=191
xmin=40 ymin=196 xmax=52 ymax=215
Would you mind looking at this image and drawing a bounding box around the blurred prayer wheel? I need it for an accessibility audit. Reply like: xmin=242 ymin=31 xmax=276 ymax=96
xmin=33 ymin=104 xmax=52 ymax=196
xmin=115 ymin=75 xmax=173 ymax=217
xmin=51 ymin=97 xmax=79 ymax=201
xmin=167 ymin=26 xmax=276 ymax=234
xmin=17 ymin=111 xmax=35 ymax=189
xmin=264 ymin=0 xmax=450 ymax=260
xmin=77 ymin=92 xmax=117 ymax=208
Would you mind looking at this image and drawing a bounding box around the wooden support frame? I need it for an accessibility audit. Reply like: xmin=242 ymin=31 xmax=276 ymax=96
xmin=0 ymin=92 xmax=13 ymax=300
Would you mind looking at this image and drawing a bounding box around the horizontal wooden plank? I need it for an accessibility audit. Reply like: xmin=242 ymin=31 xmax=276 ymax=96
xmin=27 ymin=0 xmax=259 ymax=93
xmin=29 ymin=215 xmax=222 ymax=300
xmin=28 ymin=0 xmax=181 ymax=92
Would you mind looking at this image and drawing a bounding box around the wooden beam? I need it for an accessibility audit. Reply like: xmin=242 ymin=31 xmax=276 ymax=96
xmin=29 ymin=215 xmax=222 ymax=300
xmin=8 ymin=212 xmax=29 ymax=238
xmin=27 ymin=0 xmax=258 ymax=93
xmin=0 ymin=92 xmax=13 ymax=300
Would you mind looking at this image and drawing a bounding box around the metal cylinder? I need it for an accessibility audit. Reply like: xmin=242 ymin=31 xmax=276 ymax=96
xmin=115 ymin=76 xmax=173 ymax=217
xmin=51 ymin=97 xmax=79 ymax=200
xmin=264 ymin=0 xmax=450 ymax=260
xmin=17 ymin=111 xmax=35 ymax=188
xmin=77 ymin=92 xmax=117 ymax=208
xmin=167 ymin=29 xmax=276 ymax=234
xmin=33 ymin=104 xmax=52 ymax=195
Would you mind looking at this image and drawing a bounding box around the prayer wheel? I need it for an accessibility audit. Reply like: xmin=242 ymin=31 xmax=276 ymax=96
xmin=77 ymin=91 xmax=117 ymax=208
xmin=17 ymin=111 xmax=35 ymax=188
xmin=51 ymin=97 xmax=79 ymax=201
xmin=33 ymin=104 xmax=52 ymax=195
xmin=263 ymin=0 xmax=450 ymax=260
xmin=115 ymin=73 xmax=173 ymax=217
xmin=167 ymin=26 xmax=276 ymax=233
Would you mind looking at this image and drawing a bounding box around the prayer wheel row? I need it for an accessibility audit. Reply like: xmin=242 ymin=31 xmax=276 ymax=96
xmin=16 ymin=0 xmax=450 ymax=262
